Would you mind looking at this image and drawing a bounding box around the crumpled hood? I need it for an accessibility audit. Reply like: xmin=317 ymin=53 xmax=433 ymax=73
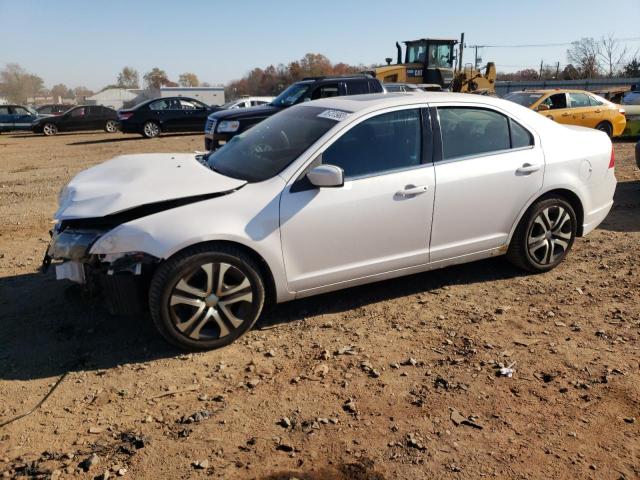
xmin=56 ymin=153 xmax=246 ymax=220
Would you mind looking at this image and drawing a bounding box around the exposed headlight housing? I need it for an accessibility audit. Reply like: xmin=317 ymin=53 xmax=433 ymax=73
xmin=217 ymin=120 xmax=240 ymax=133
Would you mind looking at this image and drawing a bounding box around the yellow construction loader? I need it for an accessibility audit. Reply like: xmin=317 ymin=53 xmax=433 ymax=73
xmin=374 ymin=34 xmax=497 ymax=94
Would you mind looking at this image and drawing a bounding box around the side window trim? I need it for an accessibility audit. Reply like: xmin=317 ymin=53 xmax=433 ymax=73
xmin=433 ymin=105 xmax=534 ymax=164
xmin=322 ymin=106 xmax=429 ymax=181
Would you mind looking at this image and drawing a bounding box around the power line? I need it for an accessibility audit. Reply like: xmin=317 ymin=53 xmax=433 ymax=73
xmin=468 ymin=37 xmax=640 ymax=49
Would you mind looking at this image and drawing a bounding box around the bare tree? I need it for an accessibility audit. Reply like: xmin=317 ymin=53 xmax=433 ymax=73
xmin=0 ymin=63 xmax=44 ymax=103
xmin=143 ymin=68 xmax=170 ymax=89
xmin=598 ymin=34 xmax=628 ymax=77
xmin=567 ymin=38 xmax=600 ymax=78
xmin=178 ymin=72 xmax=199 ymax=87
xmin=50 ymin=83 xmax=70 ymax=100
xmin=117 ymin=67 xmax=139 ymax=88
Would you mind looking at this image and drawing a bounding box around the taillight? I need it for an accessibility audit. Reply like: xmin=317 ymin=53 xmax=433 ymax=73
xmin=608 ymin=147 xmax=615 ymax=169
xmin=118 ymin=112 xmax=133 ymax=120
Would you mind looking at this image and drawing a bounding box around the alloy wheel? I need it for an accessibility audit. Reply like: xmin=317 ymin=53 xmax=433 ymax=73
xmin=106 ymin=120 xmax=118 ymax=133
xmin=527 ymin=206 xmax=573 ymax=265
xmin=43 ymin=123 xmax=57 ymax=136
xmin=169 ymin=262 xmax=255 ymax=340
xmin=144 ymin=122 xmax=160 ymax=138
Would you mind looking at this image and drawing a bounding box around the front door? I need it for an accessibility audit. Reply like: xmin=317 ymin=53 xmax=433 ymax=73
xmin=10 ymin=106 xmax=36 ymax=131
xmin=540 ymin=93 xmax=572 ymax=124
xmin=430 ymin=105 xmax=544 ymax=262
xmin=280 ymin=107 xmax=435 ymax=293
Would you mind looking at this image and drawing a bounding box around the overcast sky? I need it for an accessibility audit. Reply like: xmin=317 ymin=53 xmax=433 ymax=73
xmin=1 ymin=0 xmax=639 ymax=90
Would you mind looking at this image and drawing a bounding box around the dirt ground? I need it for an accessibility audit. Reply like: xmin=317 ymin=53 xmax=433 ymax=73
xmin=0 ymin=130 xmax=638 ymax=480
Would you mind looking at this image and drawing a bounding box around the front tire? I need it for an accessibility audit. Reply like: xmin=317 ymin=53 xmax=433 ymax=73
xmin=142 ymin=121 xmax=161 ymax=138
xmin=105 ymin=120 xmax=119 ymax=133
xmin=149 ymin=244 xmax=265 ymax=351
xmin=42 ymin=123 xmax=58 ymax=136
xmin=595 ymin=121 xmax=613 ymax=137
xmin=507 ymin=197 xmax=577 ymax=273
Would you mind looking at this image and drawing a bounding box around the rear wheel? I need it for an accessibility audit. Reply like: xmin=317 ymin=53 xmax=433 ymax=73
xmin=105 ymin=120 xmax=119 ymax=133
xmin=507 ymin=197 xmax=577 ymax=272
xmin=595 ymin=121 xmax=613 ymax=137
xmin=142 ymin=121 xmax=160 ymax=138
xmin=149 ymin=245 xmax=265 ymax=351
xmin=42 ymin=123 xmax=58 ymax=136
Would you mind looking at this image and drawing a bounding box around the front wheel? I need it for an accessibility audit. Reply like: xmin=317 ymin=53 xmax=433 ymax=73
xmin=142 ymin=121 xmax=161 ymax=138
xmin=507 ymin=197 xmax=577 ymax=272
xmin=42 ymin=123 xmax=58 ymax=136
xmin=149 ymin=245 xmax=265 ymax=351
xmin=105 ymin=120 xmax=119 ymax=133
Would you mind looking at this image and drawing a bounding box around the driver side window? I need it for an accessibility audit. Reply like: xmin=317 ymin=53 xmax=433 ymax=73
xmin=323 ymin=109 xmax=423 ymax=179
xmin=541 ymin=93 xmax=567 ymax=110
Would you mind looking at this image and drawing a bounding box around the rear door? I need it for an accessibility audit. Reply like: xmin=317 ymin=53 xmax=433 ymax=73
xmin=65 ymin=107 xmax=88 ymax=131
xmin=567 ymin=92 xmax=596 ymax=127
xmin=430 ymin=104 xmax=543 ymax=262
xmin=85 ymin=106 xmax=103 ymax=129
xmin=0 ymin=105 xmax=12 ymax=131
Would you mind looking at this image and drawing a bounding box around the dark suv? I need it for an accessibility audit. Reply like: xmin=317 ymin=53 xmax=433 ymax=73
xmin=204 ymin=75 xmax=384 ymax=150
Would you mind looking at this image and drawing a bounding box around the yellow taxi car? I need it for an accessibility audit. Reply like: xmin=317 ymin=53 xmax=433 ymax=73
xmin=503 ymin=89 xmax=626 ymax=137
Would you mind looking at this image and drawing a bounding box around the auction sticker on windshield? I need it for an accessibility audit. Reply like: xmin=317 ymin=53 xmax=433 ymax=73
xmin=317 ymin=109 xmax=351 ymax=121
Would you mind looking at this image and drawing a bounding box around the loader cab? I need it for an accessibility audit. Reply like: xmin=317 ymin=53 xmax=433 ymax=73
xmin=404 ymin=38 xmax=457 ymax=86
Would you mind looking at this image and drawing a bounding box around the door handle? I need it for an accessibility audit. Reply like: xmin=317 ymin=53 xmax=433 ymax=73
xmin=595 ymin=109 xmax=602 ymax=113
xmin=516 ymin=163 xmax=541 ymax=174
xmin=561 ymin=112 xmax=570 ymax=117
xmin=397 ymin=185 xmax=428 ymax=196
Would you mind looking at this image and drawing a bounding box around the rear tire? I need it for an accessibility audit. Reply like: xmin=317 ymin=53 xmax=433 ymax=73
xmin=507 ymin=197 xmax=577 ymax=273
xmin=142 ymin=121 xmax=161 ymax=138
xmin=149 ymin=244 xmax=265 ymax=351
xmin=105 ymin=120 xmax=119 ymax=133
xmin=595 ymin=121 xmax=613 ymax=137
xmin=42 ymin=123 xmax=58 ymax=136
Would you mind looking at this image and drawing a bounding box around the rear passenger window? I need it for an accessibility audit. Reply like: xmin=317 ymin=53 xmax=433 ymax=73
xmin=311 ymin=84 xmax=339 ymax=100
xmin=323 ymin=109 xmax=422 ymax=179
xmin=569 ymin=92 xmax=590 ymax=108
xmin=438 ymin=107 xmax=510 ymax=160
xmin=0 ymin=106 xmax=10 ymax=115
xmin=346 ymin=81 xmax=370 ymax=95
xmin=510 ymin=119 xmax=533 ymax=149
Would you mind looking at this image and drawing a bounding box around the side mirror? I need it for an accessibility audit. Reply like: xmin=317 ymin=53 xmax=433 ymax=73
xmin=307 ymin=164 xmax=344 ymax=188
xmin=537 ymin=104 xmax=550 ymax=111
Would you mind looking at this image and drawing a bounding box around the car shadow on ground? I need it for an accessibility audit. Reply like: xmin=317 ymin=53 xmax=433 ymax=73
xmin=6 ymin=131 xmax=115 ymax=138
xmin=599 ymin=179 xmax=640 ymax=233
xmin=66 ymin=132 xmax=201 ymax=146
xmin=0 ymin=256 xmax=525 ymax=382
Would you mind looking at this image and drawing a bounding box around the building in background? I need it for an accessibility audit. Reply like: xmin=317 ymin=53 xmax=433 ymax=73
xmin=85 ymin=88 xmax=139 ymax=110
xmin=158 ymin=87 xmax=225 ymax=106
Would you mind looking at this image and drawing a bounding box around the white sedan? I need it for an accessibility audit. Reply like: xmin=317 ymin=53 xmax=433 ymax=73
xmin=46 ymin=93 xmax=616 ymax=350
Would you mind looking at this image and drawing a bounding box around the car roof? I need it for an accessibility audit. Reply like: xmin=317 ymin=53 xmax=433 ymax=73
xmin=303 ymin=92 xmax=508 ymax=112
xmin=511 ymin=89 xmax=596 ymax=94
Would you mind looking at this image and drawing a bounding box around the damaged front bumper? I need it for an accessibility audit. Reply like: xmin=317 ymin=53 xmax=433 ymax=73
xmin=43 ymin=226 xmax=159 ymax=315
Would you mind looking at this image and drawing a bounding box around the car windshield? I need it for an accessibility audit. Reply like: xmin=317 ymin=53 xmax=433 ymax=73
xmin=271 ymin=83 xmax=311 ymax=107
xmin=503 ymin=92 xmax=544 ymax=107
xmin=206 ymin=105 xmax=348 ymax=182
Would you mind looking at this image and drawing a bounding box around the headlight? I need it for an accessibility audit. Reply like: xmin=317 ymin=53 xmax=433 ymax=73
xmin=217 ymin=120 xmax=240 ymax=133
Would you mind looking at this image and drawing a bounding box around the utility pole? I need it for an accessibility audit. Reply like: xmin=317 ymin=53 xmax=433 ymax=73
xmin=458 ymin=32 xmax=465 ymax=71
xmin=555 ymin=62 xmax=560 ymax=79
xmin=474 ymin=46 xmax=479 ymax=69
xmin=539 ymin=60 xmax=544 ymax=80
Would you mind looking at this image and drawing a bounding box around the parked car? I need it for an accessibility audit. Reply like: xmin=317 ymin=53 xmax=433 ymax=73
xmin=503 ymin=89 xmax=626 ymax=137
xmin=0 ymin=104 xmax=39 ymax=133
xmin=32 ymin=105 xmax=118 ymax=136
xmin=204 ymin=74 xmax=384 ymax=150
xmin=118 ymin=97 xmax=219 ymax=138
xmin=220 ymin=97 xmax=274 ymax=109
xmin=45 ymin=93 xmax=616 ymax=350
xmin=36 ymin=104 xmax=73 ymax=116
xmin=384 ymin=83 xmax=442 ymax=92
